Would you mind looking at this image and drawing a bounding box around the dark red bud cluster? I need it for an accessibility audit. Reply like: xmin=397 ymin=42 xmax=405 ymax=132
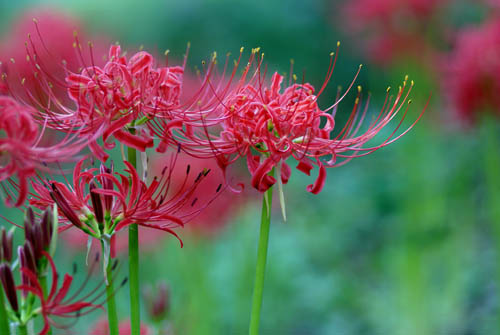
xmin=24 ymin=207 xmax=54 ymax=261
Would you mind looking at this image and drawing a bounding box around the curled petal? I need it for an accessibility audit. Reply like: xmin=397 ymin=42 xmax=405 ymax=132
xmin=306 ymin=161 xmax=326 ymax=194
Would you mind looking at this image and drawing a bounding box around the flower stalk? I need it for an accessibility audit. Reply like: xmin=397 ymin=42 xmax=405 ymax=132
xmin=106 ymin=261 xmax=119 ymax=335
xmin=128 ymin=144 xmax=141 ymax=335
xmin=249 ymin=169 xmax=274 ymax=335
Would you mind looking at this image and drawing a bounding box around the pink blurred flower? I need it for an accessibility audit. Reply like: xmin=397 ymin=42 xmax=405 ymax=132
xmin=0 ymin=7 xmax=107 ymax=102
xmin=341 ymin=0 xmax=448 ymax=65
xmin=90 ymin=318 xmax=153 ymax=335
xmin=446 ymin=18 xmax=500 ymax=120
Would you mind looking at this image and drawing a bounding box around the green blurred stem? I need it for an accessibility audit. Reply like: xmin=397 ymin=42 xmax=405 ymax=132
xmin=106 ymin=262 xmax=119 ymax=335
xmin=0 ymin=290 xmax=9 ymax=335
xmin=39 ymin=275 xmax=51 ymax=335
xmin=249 ymin=175 xmax=274 ymax=335
xmin=16 ymin=323 xmax=28 ymax=335
xmin=481 ymin=116 xmax=500 ymax=329
xmin=128 ymin=145 xmax=141 ymax=335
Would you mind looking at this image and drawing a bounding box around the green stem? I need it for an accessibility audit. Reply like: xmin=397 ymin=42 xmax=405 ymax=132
xmin=481 ymin=116 xmax=500 ymax=329
xmin=128 ymin=145 xmax=141 ymax=335
xmin=38 ymin=275 xmax=51 ymax=335
xmin=106 ymin=262 xmax=119 ymax=335
xmin=0 ymin=290 xmax=9 ymax=335
xmin=249 ymin=182 xmax=274 ymax=335
xmin=16 ymin=323 xmax=28 ymax=335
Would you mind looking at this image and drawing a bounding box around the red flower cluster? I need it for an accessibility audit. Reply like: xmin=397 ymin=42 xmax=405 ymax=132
xmin=30 ymin=156 xmax=220 ymax=248
xmin=65 ymin=45 xmax=184 ymax=159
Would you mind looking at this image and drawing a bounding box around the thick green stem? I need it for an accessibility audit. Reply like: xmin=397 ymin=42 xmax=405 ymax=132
xmin=249 ymin=183 xmax=274 ymax=335
xmin=128 ymin=145 xmax=141 ymax=335
xmin=106 ymin=262 xmax=119 ymax=335
xmin=0 ymin=290 xmax=9 ymax=335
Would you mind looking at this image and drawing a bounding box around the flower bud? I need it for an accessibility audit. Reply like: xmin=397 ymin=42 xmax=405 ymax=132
xmin=143 ymin=281 xmax=170 ymax=322
xmin=0 ymin=263 xmax=18 ymax=312
xmin=50 ymin=183 xmax=83 ymax=229
xmin=89 ymin=181 xmax=104 ymax=225
xmin=0 ymin=228 xmax=13 ymax=263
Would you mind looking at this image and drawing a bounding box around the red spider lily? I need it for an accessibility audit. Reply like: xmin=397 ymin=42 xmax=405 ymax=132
xmin=0 ymin=96 xmax=87 ymax=206
xmin=446 ymin=18 xmax=500 ymax=121
xmin=167 ymin=49 xmax=424 ymax=194
xmin=16 ymin=251 xmax=102 ymax=335
xmin=65 ymin=44 xmax=184 ymax=157
xmin=13 ymin=35 xmax=185 ymax=161
xmin=29 ymin=156 xmax=222 ymax=247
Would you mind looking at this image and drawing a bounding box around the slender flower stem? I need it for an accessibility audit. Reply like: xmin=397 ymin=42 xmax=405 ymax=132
xmin=249 ymin=175 xmax=274 ymax=335
xmin=39 ymin=275 xmax=52 ymax=335
xmin=106 ymin=262 xmax=119 ymax=335
xmin=128 ymin=145 xmax=140 ymax=335
xmin=0 ymin=290 xmax=9 ymax=335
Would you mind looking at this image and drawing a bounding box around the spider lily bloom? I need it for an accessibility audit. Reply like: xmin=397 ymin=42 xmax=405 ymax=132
xmin=29 ymin=157 xmax=221 ymax=261
xmin=65 ymin=44 xmax=184 ymax=156
xmin=446 ymin=18 xmax=500 ymax=121
xmin=0 ymin=96 xmax=87 ymax=206
xmin=172 ymin=49 xmax=423 ymax=194
xmin=19 ymin=40 xmax=185 ymax=162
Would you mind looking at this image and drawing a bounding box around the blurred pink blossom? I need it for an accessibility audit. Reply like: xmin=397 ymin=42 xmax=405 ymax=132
xmin=0 ymin=7 xmax=108 ymax=101
xmin=341 ymin=0 xmax=448 ymax=66
xmin=446 ymin=18 xmax=500 ymax=120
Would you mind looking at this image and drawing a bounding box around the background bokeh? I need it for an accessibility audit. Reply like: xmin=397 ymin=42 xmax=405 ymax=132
xmin=1 ymin=0 xmax=499 ymax=334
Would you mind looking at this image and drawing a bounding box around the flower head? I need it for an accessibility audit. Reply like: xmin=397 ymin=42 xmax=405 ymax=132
xmin=30 ymin=156 xmax=222 ymax=250
xmin=170 ymin=49 xmax=423 ymax=194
